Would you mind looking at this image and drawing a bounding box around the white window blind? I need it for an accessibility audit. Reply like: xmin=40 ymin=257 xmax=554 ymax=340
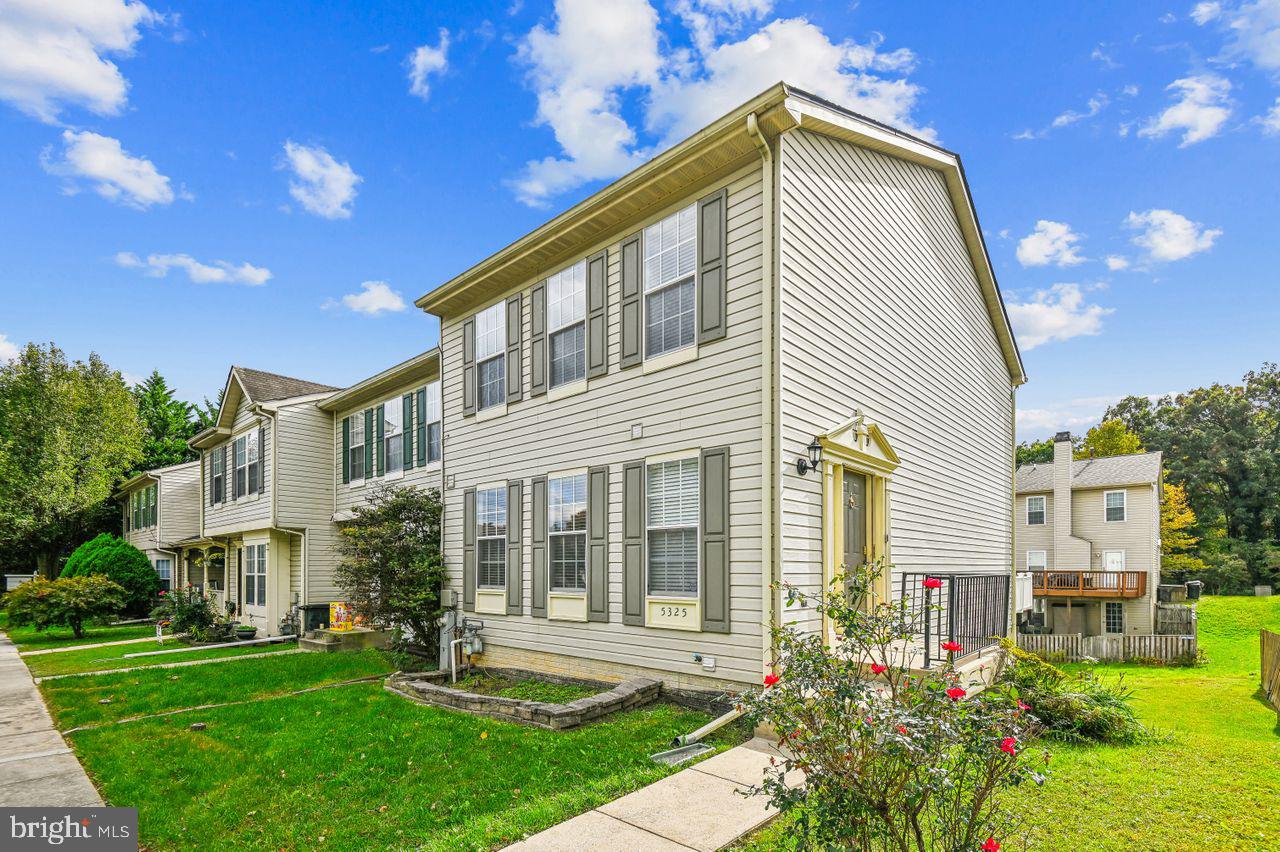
xmin=477 ymin=487 xmax=507 ymax=589
xmin=646 ymin=457 xmax=699 ymax=597
xmin=549 ymin=473 xmax=587 ymax=591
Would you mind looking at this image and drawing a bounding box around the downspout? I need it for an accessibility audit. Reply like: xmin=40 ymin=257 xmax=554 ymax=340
xmin=1009 ymin=385 xmax=1018 ymax=637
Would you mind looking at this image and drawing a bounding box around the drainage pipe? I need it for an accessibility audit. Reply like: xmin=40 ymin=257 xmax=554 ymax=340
xmin=672 ymin=706 xmax=745 ymax=747
xmin=449 ymin=636 xmax=467 ymax=683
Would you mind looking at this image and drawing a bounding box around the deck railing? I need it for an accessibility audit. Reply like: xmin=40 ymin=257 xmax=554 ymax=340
xmin=896 ymin=573 xmax=1010 ymax=669
xmin=1031 ymin=570 xmax=1146 ymax=599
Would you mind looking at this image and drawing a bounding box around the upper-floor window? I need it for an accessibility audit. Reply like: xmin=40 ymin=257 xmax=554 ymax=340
xmin=211 ymin=449 xmax=225 ymax=503
xmin=476 ymin=486 xmax=507 ymax=589
xmin=547 ymin=261 xmax=586 ymax=388
xmin=383 ymin=400 xmax=403 ymax=477
xmin=233 ymin=430 xmax=261 ymax=499
xmin=476 ymin=302 xmax=506 ymax=410
xmin=549 ymin=473 xmax=587 ymax=592
xmin=1104 ymin=490 xmax=1126 ymax=522
xmin=1027 ymin=550 xmax=1047 ymax=571
xmin=130 ymin=485 xmax=156 ymax=530
xmin=423 ymin=381 xmax=442 ymax=463
xmin=646 ymin=457 xmax=699 ymax=597
xmin=643 ymin=204 xmax=697 ymax=359
xmin=348 ymin=414 xmax=366 ymax=482
xmin=1026 ymin=495 xmax=1046 ymax=526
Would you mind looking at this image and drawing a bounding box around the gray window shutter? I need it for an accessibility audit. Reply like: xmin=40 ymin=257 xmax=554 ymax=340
xmin=221 ymin=445 xmax=229 ymax=504
xmin=619 ymin=233 xmax=642 ymax=369
xmin=341 ymin=417 xmax=350 ymax=484
xmin=462 ymin=318 xmax=476 ymax=417
xmin=622 ymin=460 xmax=645 ymax=625
xmin=207 ymin=451 xmax=214 ymax=505
xmin=402 ymin=394 xmax=414 ymax=470
xmin=375 ymin=404 xmax=385 ymax=477
xmin=700 ymin=445 xmax=731 ymax=633
xmin=463 ymin=487 xmax=476 ymax=612
xmin=588 ymin=465 xmax=609 ymax=623
xmin=507 ymin=480 xmax=523 ymax=615
xmin=586 ymin=249 xmax=608 ymax=378
xmin=506 ymin=295 xmax=523 ymax=403
xmin=697 ymin=188 xmax=728 ymax=344
xmin=531 ymin=475 xmax=547 ymax=618
xmin=529 ymin=281 xmax=547 ymax=397
xmin=258 ymin=426 xmax=267 ymax=496
xmin=363 ymin=408 xmax=374 ymax=479
xmin=415 ymin=388 xmax=426 ymax=466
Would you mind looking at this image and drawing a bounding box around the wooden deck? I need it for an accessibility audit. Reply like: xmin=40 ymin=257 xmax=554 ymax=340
xmin=1031 ymin=570 xmax=1147 ymax=599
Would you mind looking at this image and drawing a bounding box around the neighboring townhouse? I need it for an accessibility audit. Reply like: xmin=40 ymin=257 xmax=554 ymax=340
xmin=413 ymin=83 xmax=1027 ymax=694
xmin=184 ymin=367 xmax=340 ymax=634
xmin=1016 ymin=431 xmax=1163 ymax=636
xmin=318 ymin=349 xmax=444 ymax=523
xmin=117 ymin=460 xmax=201 ymax=591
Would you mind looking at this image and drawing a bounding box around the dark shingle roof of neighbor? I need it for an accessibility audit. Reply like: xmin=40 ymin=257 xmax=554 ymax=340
xmin=233 ymin=366 xmax=338 ymax=402
xmin=1016 ymin=451 xmax=1162 ymax=492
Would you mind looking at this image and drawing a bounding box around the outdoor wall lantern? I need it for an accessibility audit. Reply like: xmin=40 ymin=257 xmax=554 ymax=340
xmin=796 ymin=437 xmax=823 ymax=476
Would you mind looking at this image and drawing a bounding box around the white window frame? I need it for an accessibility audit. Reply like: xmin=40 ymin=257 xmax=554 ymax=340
xmin=233 ymin=434 xmax=248 ymax=499
xmin=211 ymin=449 xmax=225 ymax=503
xmin=548 ymin=471 xmax=588 ymax=593
xmin=154 ymin=558 xmax=172 ymax=591
xmin=1026 ymin=495 xmax=1046 ymax=526
xmin=476 ymin=485 xmax=507 ymax=590
xmin=1104 ymin=489 xmax=1126 ymax=522
xmin=347 ymin=413 xmax=366 ymax=486
xmin=547 ymin=260 xmax=587 ymax=390
xmin=642 ymin=204 xmax=698 ymax=362
xmin=1026 ymin=550 xmax=1047 ymax=572
xmin=645 ymin=451 xmax=701 ymax=599
xmin=475 ymin=302 xmax=506 ymax=411
xmin=1104 ymin=601 xmax=1124 ymax=635
xmin=243 ymin=543 xmax=267 ymax=607
xmin=424 ymin=381 xmax=442 ymax=464
xmin=246 ymin=429 xmax=261 ymax=495
xmin=382 ymin=397 xmax=404 ymax=480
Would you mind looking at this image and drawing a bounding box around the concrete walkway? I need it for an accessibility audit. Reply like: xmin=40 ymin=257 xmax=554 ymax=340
xmin=0 ymin=634 xmax=102 ymax=806
xmin=509 ymin=737 xmax=797 ymax=851
xmin=22 ymin=633 xmax=175 ymax=656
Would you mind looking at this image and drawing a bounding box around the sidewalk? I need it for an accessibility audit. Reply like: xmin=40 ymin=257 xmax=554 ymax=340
xmin=509 ymin=737 xmax=797 ymax=851
xmin=0 ymin=634 xmax=102 ymax=806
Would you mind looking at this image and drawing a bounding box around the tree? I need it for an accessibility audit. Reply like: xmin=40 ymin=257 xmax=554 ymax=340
xmin=4 ymin=574 xmax=127 ymax=638
xmin=1160 ymin=482 xmax=1207 ymax=581
xmin=0 ymin=343 xmax=144 ymax=576
xmin=1016 ymin=439 xmax=1053 ymax=467
xmin=191 ymin=387 xmax=224 ymax=434
xmin=61 ymin=533 xmax=160 ymax=615
xmin=334 ymin=486 xmax=445 ymax=654
xmin=1075 ymin=419 xmax=1143 ymax=459
xmin=133 ymin=370 xmax=199 ymax=472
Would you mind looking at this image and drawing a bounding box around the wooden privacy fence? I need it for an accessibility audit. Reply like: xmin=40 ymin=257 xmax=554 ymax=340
xmin=1017 ymin=632 xmax=1197 ymax=663
xmin=1263 ymin=630 xmax=1280 ymax=716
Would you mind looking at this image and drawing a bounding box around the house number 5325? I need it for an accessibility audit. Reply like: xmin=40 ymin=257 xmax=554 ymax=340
xmin=660 ymin=605 xmax=689 ymax=618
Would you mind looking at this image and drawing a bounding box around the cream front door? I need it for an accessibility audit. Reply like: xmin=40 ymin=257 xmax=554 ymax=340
xmin=1102 ymin=550 xmax=1126 ymax=572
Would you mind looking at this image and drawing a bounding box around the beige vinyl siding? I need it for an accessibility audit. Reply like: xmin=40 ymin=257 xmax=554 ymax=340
xmin=204 ymin=398 xmax=272 ymax=536
xmin=1071 ymin=484 xmax=1159 ymax=632
xmin=274 ymin=400 xmax=341 ymax=603
xmin=123 ymin=486 xmax=159 ymax=553
xmin=1014 ymin=492 xmax=1053 ymax=571
xmin=777 ymin=129 xmax=1015 ymax=636
xmin=158 ymin=462 xmax=201 ymax=546
xmin=334 ymin=379 xmax=443 ymax=517
xmin=439 ymin=163 xmax=766 ymax=687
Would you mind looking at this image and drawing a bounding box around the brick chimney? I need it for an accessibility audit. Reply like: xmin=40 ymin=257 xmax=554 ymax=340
xmin=1052 ymin=432 xmax=1091 ymax=569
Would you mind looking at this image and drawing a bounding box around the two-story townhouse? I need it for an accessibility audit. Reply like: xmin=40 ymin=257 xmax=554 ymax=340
xmin=116 ymin=460 xmax=201 ymax=591
xmin=1016 ymin=431 xmax=1163 ymax=636
xmin=185 ymin=367 xmax=339 ymax=634
xmin=413 ymin=83 xmax=1026 ymax=694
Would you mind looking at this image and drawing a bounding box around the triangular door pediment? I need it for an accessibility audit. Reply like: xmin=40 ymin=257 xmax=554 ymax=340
xmin=820 ymin=410 xmax=901 ymax=473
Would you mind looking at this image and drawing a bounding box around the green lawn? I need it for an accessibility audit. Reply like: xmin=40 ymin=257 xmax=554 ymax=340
xmin=24 ymin=636 xmax=296 ymax=678
xmin=2 ymin=619 xmax=162 ymax=652
xmin=738 ymin=595 xmax=1280 ymax=851
xmin=55 ymin=662 xmax=743 ymax=850
xmin=40 ymin=649 xmax=395 ymax=730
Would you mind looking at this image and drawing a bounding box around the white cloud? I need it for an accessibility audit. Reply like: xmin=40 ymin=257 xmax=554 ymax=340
xmin=1017 ymin=395 xmax=1124 ymax=438
xmin=0 ymin=0 xmax=160 ymax=122
xmin=511 ymin=0 xmax=929 ymax=206
xmin=1192 ymin=2 xmax=1223 ymax=24
xmin=1016 ymin=220 xmax=1086 ymax=267
xmin=281 ymin=141 xmax=361 ymax=219
xmin=1261 ymin=96 xmax=1280 ymax=132
xmin=115 ymin=251 xmax=272 ymax=285
xmin=1090 ymin=44 xmax=1119 ymax=69
xmin=0 ymin=333 xmax=19 ymax=363
xmin=1051 ymin=93 xmax=1109 ymax=128
xmin=1139 ymin=74 xmax=1233 ymax=146
xmin=1120 ymin=83 xmax=1140 ymax=97
xmin=328 ymin=281 xmax=408 ymax=315
xmin=1125 ymin=209 xmax=1221 ymax=261
xmin=42 ymin=129 xmax=176 ymax=208
xmin=1104 ymin=254 xmax=1131 ymax=270
xmin=1006 ymin=283 xmax=1112 ymax=350
xmin=406 ymin=28 xmax=450 ymax=100
xmin=1221 ymin=0 xmax=1280 ymax=72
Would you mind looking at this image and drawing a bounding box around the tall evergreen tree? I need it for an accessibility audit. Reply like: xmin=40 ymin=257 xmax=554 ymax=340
xmin=132 ymin=370 xmax=199 ymax=472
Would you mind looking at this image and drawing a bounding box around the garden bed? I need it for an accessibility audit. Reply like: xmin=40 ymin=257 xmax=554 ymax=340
xmin=388 ymin=667 xmax=660 ymax=730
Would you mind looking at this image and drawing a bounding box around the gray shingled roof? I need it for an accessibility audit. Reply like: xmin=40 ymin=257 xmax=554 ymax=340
xmin=1017 ymin=451 xmax=1162 ymax=492
xmin=233 ymin=366 xmax=338 ymax=402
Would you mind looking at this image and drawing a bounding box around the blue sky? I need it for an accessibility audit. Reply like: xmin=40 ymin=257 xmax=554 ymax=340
xmin=1 ymin=1 xmax=1277 ymax=440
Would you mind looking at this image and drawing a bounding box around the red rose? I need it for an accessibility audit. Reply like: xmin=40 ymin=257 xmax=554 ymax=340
xmin=1017 ymin=700 xmax=1031 ymax=712
xmin=896 ymin=725 xmax=908 ymax=735
xmin=941 ymin=641 xmax=962 ymax=653
xmin=922 ymin=577 xmax=943 ymax=589
xmin=1000 ymin=737 xmax=1017 ymax=756
xmin=870 ymin=663 xmax=888 ymax=675
xmin=946 ymin=686 xmax=966 ymax=701
xmin=982 ymin=839 xmax=1000 ymax=852
xmin=158 ymin=590 xmax=167 ymax=596
xmin=764 ymin=673 xmax=781 ymax=688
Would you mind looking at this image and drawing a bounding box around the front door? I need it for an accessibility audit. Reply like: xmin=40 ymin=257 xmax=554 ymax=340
xmin=1102 ymin=550 xmax=1126 ymax=572
xmin=843 ymin=471 xmax=868 ymax=571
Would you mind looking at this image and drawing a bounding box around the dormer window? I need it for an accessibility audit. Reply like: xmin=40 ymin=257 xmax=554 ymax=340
xmin=547 ymin=260 xmax=586 ymax=388
xmin=476 ymin=302 xmax=506 ymax=410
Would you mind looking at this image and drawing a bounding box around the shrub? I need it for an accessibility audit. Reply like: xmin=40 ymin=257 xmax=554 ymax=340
xmin=4 ymin=575 xmax=127 ymax=638
xmin=61 ymin=534 xmax=159 ymax=615
xmin=737 ymin=562 xmax=1045 ymax=852
xmin=150 ymin=586 xmax=223 ymax=641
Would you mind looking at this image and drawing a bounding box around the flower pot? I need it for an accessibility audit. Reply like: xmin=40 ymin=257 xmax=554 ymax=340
xmin=234 ymin=626 xmax=257 ymax=641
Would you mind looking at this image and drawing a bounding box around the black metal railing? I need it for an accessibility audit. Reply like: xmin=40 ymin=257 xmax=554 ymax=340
xmin=896 ymin=572 xmax=1011 ymax=669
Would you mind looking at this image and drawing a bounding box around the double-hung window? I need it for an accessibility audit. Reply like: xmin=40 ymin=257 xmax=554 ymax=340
xmin=1027 ymin=550 xmax=1047 ymax=572
xmin=131 ymin=492 xmax=140 ymax=530
xmin=348 ymin=414 xmax=366 ymax=482
xmin=476 ymin=487 xmax=507 ymax=589
xmin=155 ymin=558 xmax=172 ymax=592
xmin=148 ymin=485 xmax=156 ymax=527
xmin=547 ymin=261 xmax=586 ymax=388
xmin=246 ymin=430 xmax=260 ymax=494
xmin=424 ymin=381 xmax=441 ymax=463
xmin=383 ymin=400 xmax=403 ymax=477
xmin=643 ymin=204 xmax=697 ymax=359
xmin=646 ymin=457 xmax=699 ymax=597
xmin=476 ymin=302 xmax=506 ymax=410
xmin=549 ymin=473 xmax=587 ymax=591
xmin=243 ymin=544 xmax=267 ymax=607
xmin=1104 ymin=490 xmax=1126 ymax=522
xmin=233 ymin=436 xmax=248 ymax=498
xmin=211 ymin=449 xmax=225 ymax=503
xmin=1026 ymin=495 xmax=1046 ymax=526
